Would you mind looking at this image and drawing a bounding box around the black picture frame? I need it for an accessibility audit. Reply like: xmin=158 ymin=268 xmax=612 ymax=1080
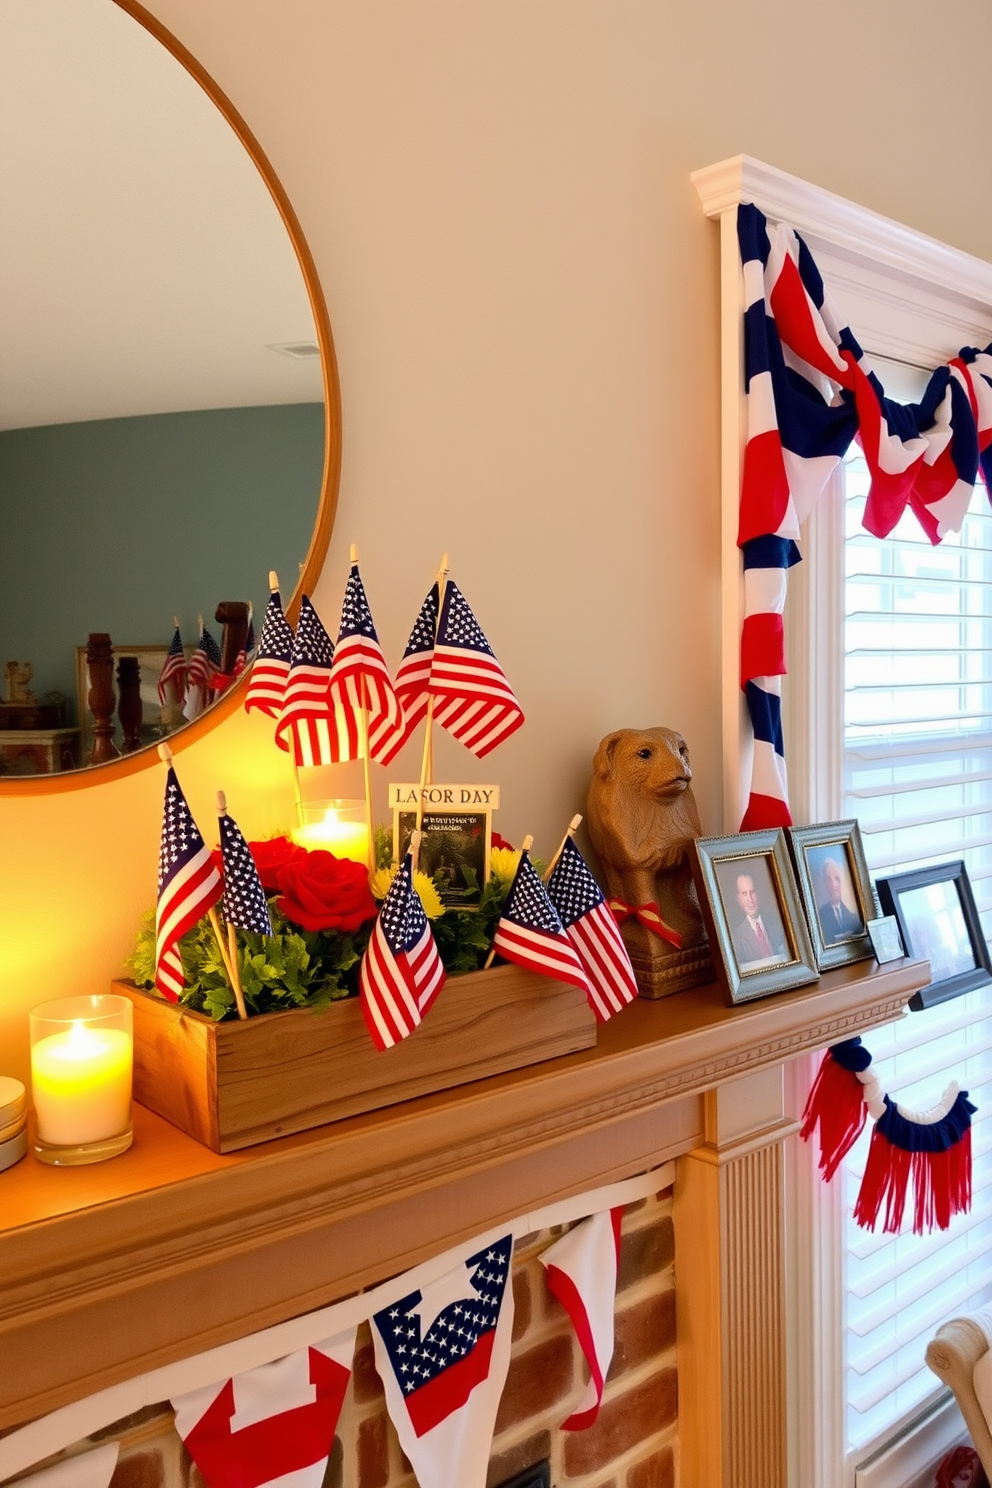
xmin=786 ymin=819 xmax=876 ymax=972
xmin=875 ymin=860 xmax=992 ymax=1010
xmin=690 ymin=828 xmax=819 ymax=1006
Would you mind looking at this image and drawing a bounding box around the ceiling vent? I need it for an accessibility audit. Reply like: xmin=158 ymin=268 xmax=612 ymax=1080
xmin=267 ymin=341 xmax=321 ymax=359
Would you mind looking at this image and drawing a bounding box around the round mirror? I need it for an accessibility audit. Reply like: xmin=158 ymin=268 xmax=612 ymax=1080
xmin=0 ymin=0 xmax=340 ymax=792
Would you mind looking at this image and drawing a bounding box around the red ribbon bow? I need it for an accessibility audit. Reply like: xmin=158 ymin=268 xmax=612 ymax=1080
xmin=608 ymin=900 xmax=683 ymax=949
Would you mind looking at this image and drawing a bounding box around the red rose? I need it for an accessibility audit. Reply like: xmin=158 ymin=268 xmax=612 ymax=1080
xmin=491 ymin=832 xmax=515 ymax=851
xmin=249 ymin=836 xmax=300 ymax=892
xmin=276 ymin=849 xmax=378 ymax=933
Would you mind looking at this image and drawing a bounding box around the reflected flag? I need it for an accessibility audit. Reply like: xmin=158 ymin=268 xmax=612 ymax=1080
xmin=184 ymin=625 xmax=222 ymax=721
xmin=431 ymin=582 xmax=524 ymax=758
xmin=326 ymin=563 xmax=405 ymax=764
xmin=157 ymin=625 xmax=186 ymax=706
xmin=245 ymin=591 xmax=294 ymax=718
xmin=492 ymin=850 xmax=590 ymax=992
xmin=156 ymin=766 xmax=223 ymax=1001
xmin=546 ymin=838 xmax=638 ymax=1021
xmin=360 ymin=852 xmax=445 ymax=1050
xmin=274 ymin=596 xmax=339 ymax=766
xmin=232 ymin=606 xmax=255 ymax=681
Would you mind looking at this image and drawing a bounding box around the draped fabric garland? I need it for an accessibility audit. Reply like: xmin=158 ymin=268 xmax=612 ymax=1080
xmin=736 ymin=201 xmax=992 ymax=829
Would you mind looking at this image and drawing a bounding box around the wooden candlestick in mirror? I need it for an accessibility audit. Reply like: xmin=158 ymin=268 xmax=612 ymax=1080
xmin=86 ymin=633 xmax=119 ymax=765
xmin=116 ymin=656 xmax=142 ymax=753
xmin=215 ymin=601 xmax=250 ymax=678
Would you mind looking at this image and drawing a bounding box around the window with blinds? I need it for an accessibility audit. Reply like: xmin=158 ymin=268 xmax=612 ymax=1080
xmin=841 ymin=447 xmax=992 ymax=1458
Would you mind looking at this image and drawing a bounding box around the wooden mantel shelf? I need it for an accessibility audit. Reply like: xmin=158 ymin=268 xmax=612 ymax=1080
xmin=0 ymin=957 xmax=928 ymax=1431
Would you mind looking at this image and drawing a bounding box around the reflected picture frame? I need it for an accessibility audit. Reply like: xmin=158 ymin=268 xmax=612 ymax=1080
xmin=787 ymin=819 xmax=876 ymax=972
xmin=690 ymin=828 xmax=819 ymax=1006
xmin=875 ymin=860 xmax=992 ymax=1010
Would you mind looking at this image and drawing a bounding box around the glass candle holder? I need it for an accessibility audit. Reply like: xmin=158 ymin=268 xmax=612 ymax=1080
xmin=292 ymin=798 xmax=370 ymax=865
xmin=30 ymin=994 xmax=133 ymax=1165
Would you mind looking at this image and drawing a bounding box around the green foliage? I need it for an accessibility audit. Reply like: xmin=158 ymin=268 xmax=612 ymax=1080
xmin=127 ymin=903 xmax=369 ymax=1019
xmin=374 ymin=823 xmax=393 ymax=870
xmin=127 ymin=841 xmax=532 ymax=1020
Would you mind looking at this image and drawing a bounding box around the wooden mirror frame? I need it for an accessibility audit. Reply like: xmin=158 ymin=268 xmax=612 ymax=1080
xmin=0 ymin=0 xmax=341 ymax=797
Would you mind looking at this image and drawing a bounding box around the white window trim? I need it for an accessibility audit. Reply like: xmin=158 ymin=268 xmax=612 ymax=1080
xmin=692 ymin=155 xmax=992 ymax=1488
xmin=691 ymin=154 xmax=992 ymax=830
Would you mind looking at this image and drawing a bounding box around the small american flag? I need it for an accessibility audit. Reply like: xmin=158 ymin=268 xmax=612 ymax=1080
xmin=378 ymin=583 xmax=439 ymax=765
xmin=183 ymin=625 xmax=222 ymax=720
xmin=274 ymin=596 xmax=340 ymax=766
xmin=219 ymin=809 xmax=272 ymax=936
xmin=156 ymin=767 xmax=223 ymax=1001
xmin=431 ymin=582 xmax=524 ymax=758
xmin=546 ymin=837 xmax=638 ymax=1021
xmin=492 ymin=850 xmax=590 ymax=992
xmin=245 ymin=591 xmax=294 ymax=718
xmin=157 ymin=625 xmax=186 ymax=706
xmin=360 ymin=853 xmax=446 ymax=1050
xmin=326 ymin=564 xmax=405 ymax=764
xmin=231 ymin=606 xmax=255 ymax=681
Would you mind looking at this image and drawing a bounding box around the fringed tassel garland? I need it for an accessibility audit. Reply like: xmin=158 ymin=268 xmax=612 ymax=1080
xmin=801 ymin=1037 xmax=975 ymax=1234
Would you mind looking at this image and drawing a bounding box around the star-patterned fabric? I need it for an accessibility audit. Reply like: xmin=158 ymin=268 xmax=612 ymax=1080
xmin=325 ymin=564 xmax=405 ymax=764
xmin=546 ymin=838 xmax=638 ymax=1021
xmin=156 ymin=767 xmax=223 ymax=1001
xmin=430 ymin=582 xmax=524 ymax=758
xmin=274 ymin=596 xmax=341 ymax=766
xmin=360 ymin=853 xmax=445 ymax=1050
xmin=492 ymin=851 xmax=590 ymax=993
xmin=372 ymin=1235 xmax=513 ymax=1437
xmin=379 ymin=582 xmax=440 ymax=765
xmin=245 ymin=591 xmax=294 ymax=718
xmin=219 ymin=813 xmax=272 ymax=936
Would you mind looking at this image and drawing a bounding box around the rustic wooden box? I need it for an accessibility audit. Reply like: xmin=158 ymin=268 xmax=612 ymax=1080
xmin=115 ymin=965 xmax=596 ymax=1154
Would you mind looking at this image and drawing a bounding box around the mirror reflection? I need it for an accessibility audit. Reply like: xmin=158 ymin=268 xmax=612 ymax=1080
xmin=0 ymin=0 xmax=326 ymax=777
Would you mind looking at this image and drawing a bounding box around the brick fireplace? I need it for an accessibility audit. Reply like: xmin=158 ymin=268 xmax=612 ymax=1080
xmin=0 ymin=958 xmax=926 ymax=1488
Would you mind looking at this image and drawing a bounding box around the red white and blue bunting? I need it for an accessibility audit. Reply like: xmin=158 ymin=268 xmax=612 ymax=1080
xmin=0 ymin=1166 xmax=672 ymax=1488
xmin=801 ymin=1037 xmax=975 ymax=1234
xmin=737 ymin=202 xmax=992 ymax=830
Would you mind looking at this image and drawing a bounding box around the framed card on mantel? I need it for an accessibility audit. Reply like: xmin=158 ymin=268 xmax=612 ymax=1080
xmin=389 ymin=783 xmax=499 ymax=910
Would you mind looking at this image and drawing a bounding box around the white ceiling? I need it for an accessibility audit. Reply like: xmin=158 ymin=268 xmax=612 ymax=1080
xmin=0 ymin=0 xmax=322 ymax=431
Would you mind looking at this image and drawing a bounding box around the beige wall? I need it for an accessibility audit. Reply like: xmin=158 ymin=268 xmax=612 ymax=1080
xmin=3 ymin=0 xmax=992 ymax=1084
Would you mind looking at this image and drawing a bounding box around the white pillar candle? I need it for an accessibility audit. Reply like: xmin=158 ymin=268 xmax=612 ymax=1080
xmin=30 ymin=997 xmax=132 ymax=1150
xmin=292 ymin=801 xmax=370 ymax=864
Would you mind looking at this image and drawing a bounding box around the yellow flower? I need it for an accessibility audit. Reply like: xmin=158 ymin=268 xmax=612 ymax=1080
xmin=490 ymin=848 xmax=521 ymax=884
xmin=370 ymin=865 xmax=445 ymax=920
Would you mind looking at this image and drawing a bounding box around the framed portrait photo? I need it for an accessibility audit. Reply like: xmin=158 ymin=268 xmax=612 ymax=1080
xmin=875 ymin=860 xmax=992 ymax=1010
xmin=787 ymin=820 xmax=875 ymax=972
xmin=690 ymin=829 xmax=819 ymax=1005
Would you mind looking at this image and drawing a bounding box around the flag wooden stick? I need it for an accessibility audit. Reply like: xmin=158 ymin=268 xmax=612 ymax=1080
xmin=542 ymin=814 xmax=582 ymax=882
xmin=351 ymin=545 xmax=377 ymax=879
xmin=410 ymin=828 xmax=423 ymax=875
xmin=483 ymin=833 xmax=533 ymax=969
xmin=216 ymin=790 xmax=248 ymax=1021
xmin=156 ymin=744 xmax=237 ymax=995
xmin=416 ymin=552 xmax=449 ymax=833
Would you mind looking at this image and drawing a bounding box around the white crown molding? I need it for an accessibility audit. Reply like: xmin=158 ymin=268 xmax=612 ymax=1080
xmin=691 ymin=154 xmax=992 ymax=316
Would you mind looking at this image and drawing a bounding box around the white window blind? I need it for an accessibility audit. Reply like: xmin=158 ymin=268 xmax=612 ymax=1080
xmin=841 ymin=448 xmax=992 ymax=1459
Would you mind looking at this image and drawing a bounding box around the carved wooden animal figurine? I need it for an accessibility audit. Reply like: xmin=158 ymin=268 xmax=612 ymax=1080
xmin=4 ymin=661 xmax=34 ymax=703
xmin=586 ymin=726 xmax=711 ymax=998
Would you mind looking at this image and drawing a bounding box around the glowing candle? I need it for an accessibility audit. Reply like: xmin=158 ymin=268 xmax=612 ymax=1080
xmin=30 ymin=995 xmax=133 ymax=1163
xmin=292 ymin=800 xmax=370 ymax=865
